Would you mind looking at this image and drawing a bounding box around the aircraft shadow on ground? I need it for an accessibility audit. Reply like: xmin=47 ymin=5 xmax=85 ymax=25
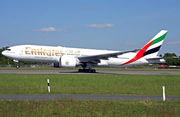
xmin=58 ymin=71 xmax=119 ymax=75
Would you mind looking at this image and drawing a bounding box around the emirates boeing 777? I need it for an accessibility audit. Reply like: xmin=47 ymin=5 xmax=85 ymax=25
xmin=2 ymin=30 xmax=168 ymax=73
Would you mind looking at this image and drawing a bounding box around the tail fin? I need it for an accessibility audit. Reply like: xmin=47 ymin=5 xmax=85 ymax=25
xmin=142 ymin=30 xmax=168 ymax=58
xmin=121 ymin=30 xmax=167 ymax=65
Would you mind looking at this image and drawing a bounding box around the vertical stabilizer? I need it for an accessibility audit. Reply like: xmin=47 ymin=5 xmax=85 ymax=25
xmin=121 ymin=30 xmax=167 ymax=65
xmin=142 ymin=30 xmax=168 ymax=58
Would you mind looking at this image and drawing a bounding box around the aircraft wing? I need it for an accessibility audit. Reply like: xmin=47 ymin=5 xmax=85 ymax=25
xmin=78 ymin=49 xmax=139 ymax=63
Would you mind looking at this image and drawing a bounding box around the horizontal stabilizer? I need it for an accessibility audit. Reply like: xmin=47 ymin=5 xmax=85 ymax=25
xmin=146 ymin=56 xmax=177 ymax=60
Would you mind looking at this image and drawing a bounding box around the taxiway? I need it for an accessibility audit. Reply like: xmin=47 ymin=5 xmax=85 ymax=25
xmin=0 ymin=70 xmax=180 ymax=75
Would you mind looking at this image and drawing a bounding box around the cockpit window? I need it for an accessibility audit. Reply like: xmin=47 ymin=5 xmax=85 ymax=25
xmin=5 ymin=49 xmax=11 ymax=51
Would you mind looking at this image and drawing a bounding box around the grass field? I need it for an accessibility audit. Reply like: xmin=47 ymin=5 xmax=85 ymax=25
xmin=0 ymin=74 xmax=180 ymax=95
xmin=1 ymin=72 xmax=180 ymax=116
xmin=1 ymin=99 xmax=180 ymax=116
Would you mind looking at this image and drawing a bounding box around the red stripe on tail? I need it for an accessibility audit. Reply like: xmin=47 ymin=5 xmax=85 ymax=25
xmin=121 ymin=40 xmax=154 ymax=65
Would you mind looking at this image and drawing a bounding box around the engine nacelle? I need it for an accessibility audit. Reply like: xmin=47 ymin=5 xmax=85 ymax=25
xmin=52 ymin=56 xmax=77 ymax=68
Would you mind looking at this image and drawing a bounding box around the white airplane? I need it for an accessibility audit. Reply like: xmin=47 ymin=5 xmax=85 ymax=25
xmin=2 ymin=30 xmax=168 ymax=73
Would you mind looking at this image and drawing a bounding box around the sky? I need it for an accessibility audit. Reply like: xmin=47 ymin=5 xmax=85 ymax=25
xmin=0 ymin=0 xmax=180 ymax=56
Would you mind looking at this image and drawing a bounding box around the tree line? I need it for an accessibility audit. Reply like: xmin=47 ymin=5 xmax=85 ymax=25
xmin=160 ymin=53 xmax=180 ymax=66
xmin=0 ymin=46 xmax=180 ymax=66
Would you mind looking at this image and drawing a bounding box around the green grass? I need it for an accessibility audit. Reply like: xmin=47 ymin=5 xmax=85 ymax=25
xmin=0 ymin=74 xmax=180 ymax=95
xmin=1 ymin=74 xmax=180 ymax=116
xmin=1 ymin=99 xmax=180 ymax=116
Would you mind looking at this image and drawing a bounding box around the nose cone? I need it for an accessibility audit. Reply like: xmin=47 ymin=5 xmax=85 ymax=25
xmin=2 ymin=51 xmax=5 ymax=56
xmin=2 ymin=50 xmax=10 ymax=57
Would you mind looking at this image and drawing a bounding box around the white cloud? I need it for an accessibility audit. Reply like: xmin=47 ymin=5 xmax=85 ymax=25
xmin=125 ymin=42 xmax=136 ymax=45
xmin=85 ymin=24 xmax=114 ymax=28
xmin=32 ymin=27 xmax=64 ymax=32
xmin=32 ymin=27 xmax=75 ymax=32
xmin=168 ymin=41 xmax=180 ymax=44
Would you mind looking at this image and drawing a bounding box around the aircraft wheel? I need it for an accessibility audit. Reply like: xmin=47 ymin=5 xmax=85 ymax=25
xmin=88 ymin=69 xmax=92 ymax=73
xmin=84 ymin=69 xmax=88 ymax=72
xmin=78 ymin=69 xmax=82 ymax=72
xmin=81 ymin=69 xmax=86 ymax=72
xmin=16 ymin=65 xmax=20 ymax=69
xmin=88 ymin=69 xmax=96 ymax=73
xmin=92 ymin=69 xmax=96 ymax=73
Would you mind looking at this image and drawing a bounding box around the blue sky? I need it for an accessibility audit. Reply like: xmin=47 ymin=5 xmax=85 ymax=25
xmin=0 ymin=0 xmax=180 ymax=56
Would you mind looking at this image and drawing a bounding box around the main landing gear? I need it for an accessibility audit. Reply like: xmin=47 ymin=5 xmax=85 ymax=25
xmin=78 ymin=63 xmax=96 ymax=73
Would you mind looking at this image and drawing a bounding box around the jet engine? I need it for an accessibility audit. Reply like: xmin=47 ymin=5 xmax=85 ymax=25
xmin=53 ymin=56 xmax=78 ymax=68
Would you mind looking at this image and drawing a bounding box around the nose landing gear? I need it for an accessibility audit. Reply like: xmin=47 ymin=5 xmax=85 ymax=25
xmin=13 ymin=59 xmax=20 ymax=69
xmin=16 ymin=64 xmax=20 ymax=69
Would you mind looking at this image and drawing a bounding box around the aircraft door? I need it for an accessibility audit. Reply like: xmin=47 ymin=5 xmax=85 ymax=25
xmin=19 ymin=48 xmax=24 ymax=55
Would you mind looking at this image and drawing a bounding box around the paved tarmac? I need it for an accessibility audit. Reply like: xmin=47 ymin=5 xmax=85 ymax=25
xmin=1 ymin=94 xmax=180 ymax=101
xmin=0 ymin=70 xmax=180 ymax=75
